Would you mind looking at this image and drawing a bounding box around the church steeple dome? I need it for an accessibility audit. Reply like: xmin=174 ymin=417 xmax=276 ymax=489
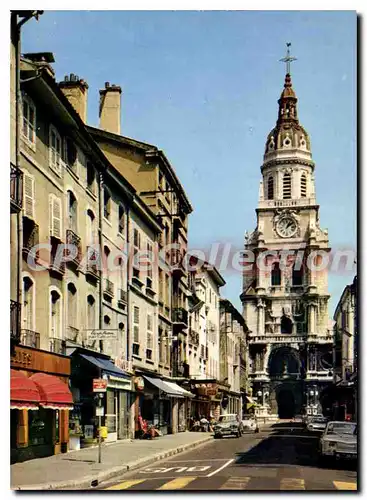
xmin=264 ymin=44 xmax=312 ymax=163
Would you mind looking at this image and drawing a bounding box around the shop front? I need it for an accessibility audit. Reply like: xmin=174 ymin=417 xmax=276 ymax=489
xmin=11 ymin=345 xmax=73 ymax=464
xmin=134 ymin=374 xmax=191 ymax=436
xmin=189 ymin=380 xmax=225 ymax=423
xmin=69 ymin=349 xmax=133 ymax=448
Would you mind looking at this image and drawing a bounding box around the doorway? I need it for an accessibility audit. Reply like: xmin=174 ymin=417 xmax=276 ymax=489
xmin=277 ymin=389 xmax=296 ymax=419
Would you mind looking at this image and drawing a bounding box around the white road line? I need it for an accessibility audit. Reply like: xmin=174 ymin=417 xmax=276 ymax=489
xmin=206 ymin=458 xmax=235 ymax=477
xmin=164 ymin=459 xmax=232 ymax=463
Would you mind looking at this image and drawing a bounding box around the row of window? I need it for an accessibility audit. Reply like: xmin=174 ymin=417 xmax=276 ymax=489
xmin=271 ymin=263 xmax=304 ymax=287
xmin=267 ymin=172 xmax=307 ymax=200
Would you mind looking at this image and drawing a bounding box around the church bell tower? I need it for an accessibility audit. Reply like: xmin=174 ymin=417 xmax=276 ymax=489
xmin=241 ymin=44 xmax=333 ymax=419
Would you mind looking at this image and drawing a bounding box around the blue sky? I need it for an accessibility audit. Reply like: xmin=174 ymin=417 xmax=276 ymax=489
xmin=22 ymin=10 xmax=356 ymax=317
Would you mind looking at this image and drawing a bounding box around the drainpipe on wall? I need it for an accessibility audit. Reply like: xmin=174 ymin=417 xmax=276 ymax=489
xmin=98 ymin=170 xmax=104 ymax=352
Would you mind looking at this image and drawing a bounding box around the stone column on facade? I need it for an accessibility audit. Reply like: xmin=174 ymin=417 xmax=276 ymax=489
xmin=171 ymin=398 xmax=178 ymax=434
xmin=257 ymin=299 xmax=266 ymax=336
xmin=308 ymin=303 xmax=316 ymax=335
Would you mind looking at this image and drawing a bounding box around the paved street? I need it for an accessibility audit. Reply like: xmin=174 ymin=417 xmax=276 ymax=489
xmin=98 ymin=423 xmax=357 ymax=491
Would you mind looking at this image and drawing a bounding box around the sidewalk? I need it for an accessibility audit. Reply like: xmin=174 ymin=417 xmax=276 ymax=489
xmin=11 ymin=432 xmax=213 ymax=490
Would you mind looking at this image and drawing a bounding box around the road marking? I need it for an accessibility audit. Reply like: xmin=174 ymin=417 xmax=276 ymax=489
xmin=280 ymin=478 xmax=305 ymax=490
xmin=157 ymin=477 xmax=197 ymax=490
xmin=333 ymin=481 xmax=357 ymax=491
xmin=220 ymin=477 xmax=251 ymax=490
xmin=105 ymin=479 xmax=145 ymax=490
xmin=165 ymin=459 xmax=231 ymax=462
xmin=206 ymin=458 xmax=234 ymax=477
xmin=139 ymin=465 xmax=211 ymax=474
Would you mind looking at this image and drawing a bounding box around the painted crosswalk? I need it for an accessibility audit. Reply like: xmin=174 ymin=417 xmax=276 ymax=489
xmin=104 ymin=476 xmax=357 ymax=491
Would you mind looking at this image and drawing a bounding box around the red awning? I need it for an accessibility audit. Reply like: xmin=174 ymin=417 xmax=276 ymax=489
xmin=30 ymin=373 xmax=73 ymax=410
xmin=11 ymin=369 xmax=40 ymax=410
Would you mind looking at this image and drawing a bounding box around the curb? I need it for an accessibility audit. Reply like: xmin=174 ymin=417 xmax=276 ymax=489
xmin=12 ymin=436 xmax=213 ymax=491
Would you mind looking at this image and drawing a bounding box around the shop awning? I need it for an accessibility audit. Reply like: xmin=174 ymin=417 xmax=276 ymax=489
xmin=11 ymin=369 xmax=40 ymax=410
xmin=79 ymin=353 xmax=130 ymax=379
xmin=163 ymin=381 xmax=195 ymax=398
xmin=30 ymin=373 xmax=73 ymax=410
xmin=143 ymin=376 xmax=184 ymax=398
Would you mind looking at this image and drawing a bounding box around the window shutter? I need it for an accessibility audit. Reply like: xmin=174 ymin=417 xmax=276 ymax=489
xmin=50 ymin=196 xmax=62 ymax=239
xmin=23 ymin=172 xmax=35 ymax=218
xmin=147 ymin=314 xmax=152 ymax=332
xmin=134 ymin=306 xmax=139 ymax=324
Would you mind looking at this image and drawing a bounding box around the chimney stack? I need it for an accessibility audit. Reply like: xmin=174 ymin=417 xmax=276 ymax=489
xmin=59 ymin=74 xmax=89 ymax=123
xmin=99 ymin=82 xmax=122 ymax=135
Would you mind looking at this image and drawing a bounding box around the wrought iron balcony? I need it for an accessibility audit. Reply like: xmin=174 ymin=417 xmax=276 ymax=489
xmin=23 ymin=222 xmax=39 ymax=260
xmin=49 ymin=337 xmax=66 ymax=355
xmin=104 ymin=278 xmax=114 ymax=297
xmin=86 ymin=247 xmax=100 ymax=279
xmin=20 ymin=329 xmax=40 ymax=349
xmin=10 ymin=300 xmax=21 ymax=344
xmin=171 ymin=249 xmax=185 ymax=278
xmin=66 ymin=229 xmax=82 ymax=265
xmin=172 ymin=307 xmax=188 ymax=326
xmin=188 ymin=328 xmax=199 ymax=346
xmin=10 ymin=162 xmax=23 ymax=213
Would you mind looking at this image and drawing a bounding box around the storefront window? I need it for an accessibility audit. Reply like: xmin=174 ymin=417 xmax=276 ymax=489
xmin=55 ymin=410 xmax=60 ymax=443
xmin=29 ymin=408 xmax=52 ymax=446
xmin=106 ymin=389 xmax=116 ymax=433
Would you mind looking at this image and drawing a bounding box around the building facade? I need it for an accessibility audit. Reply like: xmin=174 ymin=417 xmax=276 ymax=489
xmin=240 ymin=57 xmax=333 ymax=419
xmin=219 ymin=299 xmax=249 ymax=416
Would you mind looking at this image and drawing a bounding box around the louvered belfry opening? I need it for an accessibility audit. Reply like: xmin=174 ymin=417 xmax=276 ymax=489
xmin=283 ymin=172 xmax=292 ymax=199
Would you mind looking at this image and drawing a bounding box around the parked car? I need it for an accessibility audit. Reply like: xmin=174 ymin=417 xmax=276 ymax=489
xmin=214 ymin=414 xmax=243 ymax=438
xmin=319 ymin=421 xmax=357 ymax=463
xmin=307 ymin=416 xmax=328 ymax=433
xmin=242 ymin=415 xmax=257 ymax=432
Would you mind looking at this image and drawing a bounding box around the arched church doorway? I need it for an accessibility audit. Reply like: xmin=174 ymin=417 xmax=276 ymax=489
xmin=277 ymin=389 xmax=296 ymax=419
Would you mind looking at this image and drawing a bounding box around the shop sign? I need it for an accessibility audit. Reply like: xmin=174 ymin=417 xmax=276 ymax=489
xmin=88 ymin=330 xmax=118 ymax=341
xmin=93 ymin=378 xmax=107 ymax=392
xmin=11 ymin=349 xmax=32 ymax=368
xmin=192 ymin=382 xmax=218 ymax=397
xmin=135 ymin=376 xmax=145 ymax=391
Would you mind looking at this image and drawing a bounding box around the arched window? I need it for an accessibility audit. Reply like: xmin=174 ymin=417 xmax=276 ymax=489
xmin=104 ymin=315 xmax=111 ymax=326
xmin=22 ymin=276 xmax=35 ymax=332
xmin=104 ymin=188 xmax=111 ymax=220
xmin=50 ymin=289 xmax=62 ymax=339
xmin=271 ymin=262 xmax=281 ymax=286
xmin=300 ymin=173 xmax=307 ymax=198
xmin=68 ymin=190 xmax=78 ymax=233
xmin=86 ymin=209 xmax=95 ymax=244
xmin=86 ymin=161 xmax=96 ymax=194
xmin=87 ymin=295 xmax=96 ymax=332
xmin=267 ymin=176 xmax=274 ymax=200
xmin=67 ymin=283 xmax=77 ymax=330
xmin=283 ymin=172 xmax=292 ymax=199
xmin=292 ymin=264 xmax=304 ymax=287
xmin=118 ymin=204 xmax=125 ymax=234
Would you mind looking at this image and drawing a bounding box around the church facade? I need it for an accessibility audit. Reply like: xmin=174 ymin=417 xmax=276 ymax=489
xmin=241 ymin=50 xmax=334 ymax=419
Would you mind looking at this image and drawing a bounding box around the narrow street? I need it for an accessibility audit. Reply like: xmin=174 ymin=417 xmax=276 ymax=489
xmin=99 ymin=423 xmax=357 ymax=491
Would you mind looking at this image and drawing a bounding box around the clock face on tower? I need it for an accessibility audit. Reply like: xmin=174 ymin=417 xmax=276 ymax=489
xmin=276 ymin=216 xmax=298 ymax=238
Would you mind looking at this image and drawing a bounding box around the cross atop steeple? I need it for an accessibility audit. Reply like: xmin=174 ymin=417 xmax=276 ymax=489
xmin=280 ymin=42 xmax=297 ymax=74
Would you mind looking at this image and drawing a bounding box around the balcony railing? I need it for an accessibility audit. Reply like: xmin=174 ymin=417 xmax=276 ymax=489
xmin=49 ymin=337 xmax=66 ymax=355
xmin=171 ymin=249 xmax=185 ymax=277
xmin=66 ymin=229 xmax=82 ymax=265
xmin=10 ymin=162 xmax=23 ymax=212
xmin=10 ymin=300 xmax=21 ymax=343
xmin=104 ymin=278 xmax=114 ymax=297
xmin=188 ymin=328 xmax=199 ymax=345
xmin=20 ymin=329 xmax=40 ymax=349
xmin=172 ymin=307 xmax=188 ymax=326
xmin=86 ymin=247 xmax=100 ymax=279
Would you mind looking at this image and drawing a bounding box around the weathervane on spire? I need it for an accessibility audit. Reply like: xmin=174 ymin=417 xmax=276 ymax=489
xmin=280 ymin=42 xmax=297 ymax=75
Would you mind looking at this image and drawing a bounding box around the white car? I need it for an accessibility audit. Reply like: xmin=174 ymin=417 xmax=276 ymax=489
xmin=319 ymin=421 xmax=357 ymax=463
xmin=307 ymin=416 xmax=328 ymax=433
xmin=214 ymin=414 xmax=243 ymax=438
xmin=242 ymin=416 xmax=257 ymax=432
